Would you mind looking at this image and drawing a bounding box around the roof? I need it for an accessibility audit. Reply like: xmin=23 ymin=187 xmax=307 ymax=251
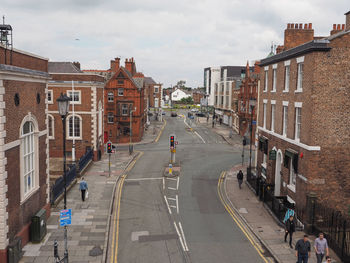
xmin=220 ymin=66 xmax=246 ymax=78
xmin=259 ymin=39 xmax=331 ymax=66
xmin=0 ymin=64 xmax=50 ymax=78
xmin=144 ymin=77 xmax=156 ymax=85
xmin=0 ymin=24 xmax=12 ymax=30
xmin=48 ymin=62 xmax=83 ymax=73
xmin=345 ymin=11 xmax=350 ymax=15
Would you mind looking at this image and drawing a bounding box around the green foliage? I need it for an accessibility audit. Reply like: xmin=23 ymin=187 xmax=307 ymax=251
xmin=180 ymin=97 xmax=194 ymax=104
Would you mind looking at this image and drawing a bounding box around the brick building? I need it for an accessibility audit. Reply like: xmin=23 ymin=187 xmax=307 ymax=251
xmin=256 ymin=11 xmax=350 ymax=212
xmin=0 ymin=45 xmax=50 ymax=262
xmin=192 ymin=89 xmax=205 ymax=105
xmin=238 ymin=62 xmax=260 ymax=139
xmin=104 ymin=58 xmax=146 ymax=143
xmin=47 ymin=62 xmax=105 ymax=163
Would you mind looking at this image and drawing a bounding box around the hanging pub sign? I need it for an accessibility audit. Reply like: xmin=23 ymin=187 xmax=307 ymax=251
xmin=269 ymin=149 xmax=277 ymax=160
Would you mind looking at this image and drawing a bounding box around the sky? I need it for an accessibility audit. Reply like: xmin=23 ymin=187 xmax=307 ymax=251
xmin=1 ymin=0 xmax=349 ymax=88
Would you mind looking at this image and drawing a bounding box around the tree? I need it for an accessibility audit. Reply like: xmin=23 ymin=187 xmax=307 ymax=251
xmin=180 ymin=97 xmax=194 ymax=104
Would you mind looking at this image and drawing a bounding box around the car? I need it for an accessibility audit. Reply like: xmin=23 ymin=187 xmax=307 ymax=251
xmin=162 ymin=112 xmax=166 ymax=115
xmin=171 ymin=112 xmax=177 ymax=117
xmin=196 ymin=112 xmax=206 ymax=117
xmin=190 ymin=108 xmax=199 ymax=112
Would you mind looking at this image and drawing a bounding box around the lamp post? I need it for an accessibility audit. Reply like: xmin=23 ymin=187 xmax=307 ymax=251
xmin=129 ymin=107 xmax=136 ymax=155
xmin=248 ymin=98 xmax=256 ymax=176
xmin=56 ymin=93 xmax=70 ymax=263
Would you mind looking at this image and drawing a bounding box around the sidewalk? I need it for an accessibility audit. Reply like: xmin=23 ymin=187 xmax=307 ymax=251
xmin=20 ymin=151 xmax=137 ymax=263
xmin=224 ymin=164 xmax=341 ymax=263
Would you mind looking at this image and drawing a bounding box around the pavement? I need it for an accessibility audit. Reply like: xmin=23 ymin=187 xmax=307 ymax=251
xmin=20 ymin=119 xmax=164 ymax=263
xmin=197 ymin=116 xmax=341 ymax=263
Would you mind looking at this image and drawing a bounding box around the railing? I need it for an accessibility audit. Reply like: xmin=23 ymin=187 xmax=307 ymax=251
xmin=51 ymin=164 xmax=77 ymax=204
xmin=79 ymin=148 xmax=94 ymax=172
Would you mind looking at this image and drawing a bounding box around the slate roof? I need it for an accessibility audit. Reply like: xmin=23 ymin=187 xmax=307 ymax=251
xmin=144 ymin=77 xmax=156 ymax=85
xmin=0 ymin=64 xmax=50 ymax=78
xmin=48 ymin=62 xmax=83 ymax=73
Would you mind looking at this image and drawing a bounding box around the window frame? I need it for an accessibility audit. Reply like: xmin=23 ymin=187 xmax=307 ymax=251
xmin=283 ymin=105 xmax=288 ymax=136
xmin=264 ymin=70 xmax=268 ymax=92
xmin=66 ymin=114 xmax=82 ymax=140
xmin=154 ymin=87 xmax=159 ymax=93
xmin=284 ymin=65 xmax=290 ymax=92
xmin=263 ymin=103 xmax=267 ymax=129
xmin=107 ymin=112 xmax=114 ymax=123
xmin=296 ymin=63 xmax=304 ymax=92
xmin=295 ymin=107 xmax=302 ymax=141
xmin=107 ymin=92 xmax=114 ymax=102
xmin=48 ymin=114 xmax=54 ymax=139
xmin=118 ymin=88 xmax=124 ymax=96
xmin=271 ymin=104 xmax=275 ymax=132
xmin=272 ymin=68 xmax=277 ymax=92
xmin=67 ymin=90 xmax=81 ymax=104
xmin=121 ymin=104 xmax=129 ymax=116
xmin=47 ymin=90 xmax=53 ymax=104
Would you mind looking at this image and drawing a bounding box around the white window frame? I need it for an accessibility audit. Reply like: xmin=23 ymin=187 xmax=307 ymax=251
xmin=66 ymin=114 xmax=82 ymax=140
xmin=154 ymin=86 xmax=159 ymax=93
xmin=296 ymin=61 xmax=304 ymax=92
xmin=67 ymin=90 xmax=81 ymax=104
xmin=107 ymin=112 xmax=114 ymax=123
xmin=118 ymin=88 xmax=124 ymax=96
xmin=48 ymin=114 xmax=54 ymax=139
xmin=107 ymin=92 xmax=114 ymax=102
xmin=283 ymin=105 xmax=288 ymax=137
xmin=284 ymin=65 xmax=290 ymax=92
xmin=264 ymin=68 xmax=268 ymax=92
xmin=20 ymin=115 xmax=39 ymax=203
xmin=263 ymin=102 xmax=267 ymax=129
xmin=289 ymin=158 xmax=296 ymax=187
xmin=121 ymin=104 xmax=128 ymax=116
xmin=295 ymin=106 xmax=302 ymax=141
xmin=154 ymin=98 xmax=159 ymax=108
xmin=98 ymin=101 xmax=103 ymax=137
xmin=47 ymin=90 xmax=53 ymax=104
xmin=272 ymin=64 xmax=277 ymax=92
xmin=271 ymin=104 xmax=275 ymax=132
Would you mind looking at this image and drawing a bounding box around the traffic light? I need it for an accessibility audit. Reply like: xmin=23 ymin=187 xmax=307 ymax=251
xmin=107 ymin=142 xmax=112 ymax=153
xmin=170 ymin=135 xmax=175 ymax=148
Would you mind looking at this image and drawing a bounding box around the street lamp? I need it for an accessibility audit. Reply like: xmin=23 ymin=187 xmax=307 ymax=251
xmin=248 ymin=98 xmax=256 ymax=176
xmin=56 ymin=92 xmax=70 ymax=263
xmin=129 ymin=106 xmax=136 ymax=155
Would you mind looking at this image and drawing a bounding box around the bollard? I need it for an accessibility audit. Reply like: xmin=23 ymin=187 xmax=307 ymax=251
xmin=169 ymin=163 xmax=173 ymax=175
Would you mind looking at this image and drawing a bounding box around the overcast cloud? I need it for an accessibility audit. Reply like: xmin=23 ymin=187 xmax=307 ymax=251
xmin=1 ymin=0 xmax=349 ymax=88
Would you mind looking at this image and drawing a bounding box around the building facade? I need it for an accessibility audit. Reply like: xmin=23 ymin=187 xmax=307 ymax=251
xmin=104 ymin=58 xmax=146 ymax=143
xmin=256 ymin=12 xmax=350 ymax=213
xmin=0 ymin=45 xmax=50 ymax=262
xmin=48 ymin=62 xmax=105 ymax=162
xmin=204 ymin=67 xmax=221 ymax=106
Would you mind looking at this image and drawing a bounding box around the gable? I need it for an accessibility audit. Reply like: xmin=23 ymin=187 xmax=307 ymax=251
xmin=117 ymin=71 xmax=126 ymax=79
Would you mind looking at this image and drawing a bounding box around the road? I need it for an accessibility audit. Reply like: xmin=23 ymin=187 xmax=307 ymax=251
xmin=109 ymin=113 xmax=267 ymax=263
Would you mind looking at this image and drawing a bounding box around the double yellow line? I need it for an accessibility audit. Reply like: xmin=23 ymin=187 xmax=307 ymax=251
xmin=155 ymin=119 xmax=167 ymax=143
xmin=110 ymin=151 xmax=144 ymax=263
xmin=217 ymin=171 xmax=270 ymax=263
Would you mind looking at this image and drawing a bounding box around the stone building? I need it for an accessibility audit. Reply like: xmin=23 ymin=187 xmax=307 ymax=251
xmin=104 ymin=58 xmax=146 ymax=143
xmin=0 ymin=45 xmax=50 ymax=262
xmin=47 ymin=62 xmax=105 ymax=163
xmin=256 ymin=11 xmax=350 ymax=212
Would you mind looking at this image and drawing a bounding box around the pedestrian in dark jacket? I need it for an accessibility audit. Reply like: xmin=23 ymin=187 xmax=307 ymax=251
xmin=285 ymin=215 xmax=295 ymax=248
xmin=295 ymin=235 xmax=311 ymax=263
xmin=79 ymin=177 xmax=88 ymax=202
xmin=237 ymin=170 xmax=244 ymax=189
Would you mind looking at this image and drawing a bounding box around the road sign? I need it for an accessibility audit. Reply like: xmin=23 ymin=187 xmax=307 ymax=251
xmin=60 ymin=209 xmax=72 ymax=226
xmin=252 ymin=120 xmax=257 ymax=125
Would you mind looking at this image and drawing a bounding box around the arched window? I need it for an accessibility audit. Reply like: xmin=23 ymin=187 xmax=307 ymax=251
xmin=67 ymin=115 xmax=82 ymax=139
xmin=48 ymin=114 xmax=54 ymax=139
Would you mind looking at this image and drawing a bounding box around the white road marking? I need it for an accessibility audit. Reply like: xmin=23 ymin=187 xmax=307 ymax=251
xmin=167 ymin=197 xmax=176 ymax=201
xmin=174 ymin=222 xmax=187 ymax=252
xmin=125 ymin=177 xmax=163 ymax=181
xmin=164 ymin=196 xmax=172 ymax=215
xmin=178 ymin=222 xmax=189 ymax=251
xmin=168 ymin=187 xmax=177 ymax=191
xmin=162 ymin=177 xmax=165 ymax=190
xmin=194 ymin=131 xmax=206 ymax=143
xmin=176 ymin=177 xmax=180 ymax=190
xmin=176 ymin=195 xmax=179 ymax=214
xmin=170 ymin=205 xmax=177 ymax=208
xmin=166 ymin=177 xmax=177 ymax=181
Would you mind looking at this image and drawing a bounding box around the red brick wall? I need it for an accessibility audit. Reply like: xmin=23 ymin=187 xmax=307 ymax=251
xmin=284 ymin=23 xmax=314 ymax=51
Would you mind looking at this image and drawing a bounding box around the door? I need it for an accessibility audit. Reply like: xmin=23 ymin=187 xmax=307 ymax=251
xmin=274 ymin=151 xmax=282 ymax=196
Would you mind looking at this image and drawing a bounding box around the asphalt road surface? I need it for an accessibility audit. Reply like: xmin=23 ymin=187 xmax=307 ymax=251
xmin=114 ymin=113 xmax=266 ymax=263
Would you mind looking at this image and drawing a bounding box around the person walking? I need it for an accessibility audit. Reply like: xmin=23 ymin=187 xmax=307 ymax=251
xmin=295 ymin=235 xmax=311 ymax=263
xmin=283 ymin=204 xmax=295 ymax=223
xmin=284 ymin=215 xmax=295 ymax=248
xmin=79 ymin=177 xmax=88 ymax=202
xmin=315 ymin=233 xmax=329 ymax=263
xmin=237 ymin=170 xmax=244 ymax=189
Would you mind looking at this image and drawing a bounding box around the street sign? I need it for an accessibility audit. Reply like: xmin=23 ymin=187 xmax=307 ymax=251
xmin=60 ymin=209 xmax=72 ymax=226
xmin=252 ymin=120 xmax=257 ymax=125
xmin=269 ymin=150 xmax=277 ymax=160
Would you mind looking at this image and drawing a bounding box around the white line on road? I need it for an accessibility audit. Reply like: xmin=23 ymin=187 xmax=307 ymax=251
xmin=174 ymin=222 xmax=187 ymax=252
xmin=167 ymin=197 xmax=176 ymax=201
xmin=164 ymin=196 xmax=172 ymax=215
xmin=178 ymin=222 xmax=189 ymax=251
xmin=176 ymin=195 xmax=179 ymax=214
xmin=125 ymin=177 xmax=163 ymax=181
xmin=166 ymin=177 xmax=177 ymax=181
xmin=194 ymin=131 xmax=206 ymax=143
xmin=168 ymin=187 xmax=177 ymax=191
xmin=170 ymin=205 xmax=177 ymax=208
xmin=176 ymin=177 xmax=180 ymax=190
xmin=162 ymin=177 xmax=165 ymax=190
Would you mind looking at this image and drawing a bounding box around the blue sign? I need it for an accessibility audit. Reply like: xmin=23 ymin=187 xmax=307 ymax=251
xmin=60 ymin=209 xmax=72 ymax=226
xmin=252 ymin=120 xmax=257 ymax=125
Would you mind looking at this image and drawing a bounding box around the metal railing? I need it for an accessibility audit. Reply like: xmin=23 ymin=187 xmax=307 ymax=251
xmin=51 ymin=164 xmax=77 ymax=204
xmin=79 ymin=148 xmax=94 ymax=172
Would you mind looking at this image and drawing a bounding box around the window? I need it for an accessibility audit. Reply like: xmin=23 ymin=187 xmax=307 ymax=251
xmin=48 ymin=115 xmax=54 ymax=139
xmin=271 ymin=104 xmax=275 ymax=132
xmin=272 ymin=69 xmax=277 ymax=92
xmin=259 ymin=138 xmax=268 ymax=164
xmin=154 ymin=87 xmax=159 ymax=93
xmin=67 ymin=90 xmax=81 ymax=104
xmin=107 ymin=112 xmax=114 ymax=123
xmin=22 ymin=121 xmax=36 ymax=197
xmin=215 ymin=96 xmax=218 ymax=105
xmin=295 ymin=107 xmax=302 ymax=140
xmin=283 ymin=106 xmax=288 ymax=136
xmin=122 ymin=104 xmax=128 ymax=116
xmin=296 ymin=63 xmax=304 ymax=91
xmin=98 ymin=101 xmax=102 ymax=136
xmin=154 ymin=98 xmax=159 ymax=108
xmin=67 ymin=115 xmax=81 ymax=139
xmin=264 ymin=70 xmax=268 ymax=92
xmin=289 ymin=158 xmax=296 ymax=186
xmin=117 ymin=80 xmax=124 ymax=84
xmin=108 ymin=92 xmax=114 ymax=102
xmin=47 ymin=90 xmax=53 ymax=104
xmin=118 ymin=88 xmax=124 ymax=96
xmin=284 ymin=66 xmax=290 ymax=91
xmin=263 ymin=103 xmax=267 ymax=128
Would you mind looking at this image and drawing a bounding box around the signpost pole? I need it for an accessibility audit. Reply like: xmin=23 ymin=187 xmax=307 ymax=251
xmin=108 ymin=153 xmax=111 ymax=177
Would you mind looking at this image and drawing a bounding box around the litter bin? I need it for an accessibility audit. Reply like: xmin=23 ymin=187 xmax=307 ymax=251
xmin=31 ymin=208 xmax=47 ymax=243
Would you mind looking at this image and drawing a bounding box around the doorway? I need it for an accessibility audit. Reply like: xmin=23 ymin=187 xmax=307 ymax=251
xmin=274 ymin=151 xmax=282 ymax=196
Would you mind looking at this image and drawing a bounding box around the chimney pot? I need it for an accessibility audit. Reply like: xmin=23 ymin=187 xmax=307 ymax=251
xmin=295 ymin=24 xmax=298 ymax=29
xmin=337 ymin=24 xmax=341 ymax=30
xmin=304 ymin=24 xmax=307 ymax=29
xmin=291 ymin=23 xmax=295 ymax=29
xmin=342 ymin=24 xmax=345 ymax=30
xmin=299 ymin=23 xmax=303 ymax=29
xmin=333 ymin=24 xmax=337 ymax=30
xmin=309 ymin=23 xmax=312 ymax=29
xmin=287 ymin=23 xmax=291 ymax=29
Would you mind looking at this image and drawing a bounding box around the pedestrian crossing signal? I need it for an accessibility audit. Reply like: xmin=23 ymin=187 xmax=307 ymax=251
xmin=107 ymin=142 xmax=112 ymax=153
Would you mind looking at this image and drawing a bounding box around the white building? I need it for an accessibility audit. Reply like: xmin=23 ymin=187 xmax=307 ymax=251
xmin=204 ymin=67 xmax=221 ymax=106
xmin=171 ymin=88 xmax=191 ymax=102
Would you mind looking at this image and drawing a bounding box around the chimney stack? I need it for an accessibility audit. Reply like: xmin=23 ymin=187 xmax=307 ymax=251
xmin=284 ymin=23 xmax=314 ymax=51
xmin=73 ymin=61 xmax=80 ymax=70
xmin=125 ymin=57 xmax=136 ymax=76
xmin=110 ymin=57 xmax=120 ymax=72
xmin=346 ymin=11 xmax=350 ymax=31
xmin=330 ymin=24 xmax=345 ymax=35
